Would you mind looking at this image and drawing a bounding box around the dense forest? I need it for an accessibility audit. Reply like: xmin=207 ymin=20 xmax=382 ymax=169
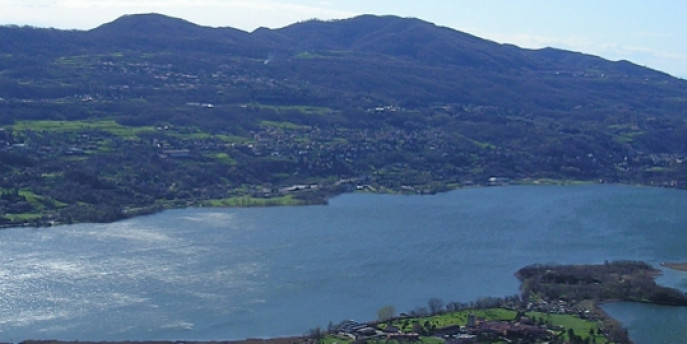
xmin=1 ymin=14 xmax=686 ymax=226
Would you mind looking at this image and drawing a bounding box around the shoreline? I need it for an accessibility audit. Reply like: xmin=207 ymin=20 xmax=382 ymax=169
xmin=660 ymin=262 xmax=687 ymax=271
xmin=2 ymin=179 xmax=676 ymax=230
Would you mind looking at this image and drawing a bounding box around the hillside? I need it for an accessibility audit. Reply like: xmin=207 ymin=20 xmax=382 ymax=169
xmin=1 ymin=14 xmax=686 ymax=225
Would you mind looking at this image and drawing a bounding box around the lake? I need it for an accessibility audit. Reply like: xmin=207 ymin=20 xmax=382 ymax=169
xmin=0 ymin=184 xmax=686 ymax=343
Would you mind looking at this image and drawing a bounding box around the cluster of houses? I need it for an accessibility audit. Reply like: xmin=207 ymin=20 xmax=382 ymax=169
xmin=335 ymin=313 xmax=553 ymax=344
xmin=526 ymin=299 xmax=594 ymax=320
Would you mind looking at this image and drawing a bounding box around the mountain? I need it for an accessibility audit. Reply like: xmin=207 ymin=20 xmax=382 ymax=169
xmin=260 ymin=15 xmax=520 ymax=67
xmin=88 ymin=13 xmax=254 ymax=54
xmin=0 ymin=14 xmax=686 ymax=225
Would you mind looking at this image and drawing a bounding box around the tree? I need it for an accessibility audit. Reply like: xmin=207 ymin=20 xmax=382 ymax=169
xmin=377 ymin=305 xmax=396 ymax=322
xmin=428 ymin=297 xmax=444 ymax=315
xmin=410 ymin=306 xmax=429 ymax=317
xmin=308 ymin=326 xmax=323 ymax=340
xmin=445 ymin=301 xmax=458 ymax=312
xmin=411 ymin=321 xmax=425 ymax=335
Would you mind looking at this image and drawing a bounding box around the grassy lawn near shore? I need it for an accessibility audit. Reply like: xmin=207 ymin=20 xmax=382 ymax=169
xmin=201 ymin=195 xmax=303 ymax=207
xmin=388 ymin=308 xmax=517 ymax=332
xmin=526 ymin=312 xmax=603 ymax=342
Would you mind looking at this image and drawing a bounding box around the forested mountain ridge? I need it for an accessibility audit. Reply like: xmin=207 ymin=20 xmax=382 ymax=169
xmin=1 ymin=14 xmax=686 ymax=225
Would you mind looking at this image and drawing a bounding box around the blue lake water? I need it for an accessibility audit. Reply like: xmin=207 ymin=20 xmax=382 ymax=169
xmin=0 ymin=184 xmax=686 ymax=343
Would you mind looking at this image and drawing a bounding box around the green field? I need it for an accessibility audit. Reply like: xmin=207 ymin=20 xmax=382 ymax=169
xmin=18 ymin=189 xmax=67 ymax=209
xmin=4 ymin=213 xmax=44 ymax=222
xmin=0 ymin=188 xmax=67 ymax=221
xmin=381 ymin=308 xmax=604 ymax=342
xmin=201 ymin=195 xmax=303 ymax=207
xmin=526 ymin=311 xmax=604 ymax=341
xmin=210 ymin=152 xmax=237 ymax=165
xmin=169 ymin=131 xmax=250 ymax=143
xmin=390 ymin=308 xmax=517 ymax=332
xmin=12 ymin=120 xmax=155 ymax=138
xmin=253 ymin=103 xmax=332 ymax=115
xmin=260 ymin=120 xmax=312 ymax=130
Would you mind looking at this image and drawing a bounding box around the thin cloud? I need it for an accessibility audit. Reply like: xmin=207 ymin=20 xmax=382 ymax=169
xmin=479 ymin=30 xmax=683 ymax=61
xmin=615 ymin=45 xmax=687 ymax=61
xmin=0 ymin=0 xmax=355 ymax=30
xmin=62 ymin=0 xmax=354 ymax=25
xmin=3 ymin=0 xmax=58 ymax=7
xmin=469 ymin=30 xmax=687 ymax=77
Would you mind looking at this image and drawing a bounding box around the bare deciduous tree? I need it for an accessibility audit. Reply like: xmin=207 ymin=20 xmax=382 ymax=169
xmin=377 ymin=305 xmax=396 ymax=322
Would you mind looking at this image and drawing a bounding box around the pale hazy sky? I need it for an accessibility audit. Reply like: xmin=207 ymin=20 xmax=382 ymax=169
xmin=2 ymin=0 xmax=686 ymax=78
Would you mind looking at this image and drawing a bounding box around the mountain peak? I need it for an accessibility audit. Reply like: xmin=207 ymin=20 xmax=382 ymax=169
xmin=85 ymin=13 xmax=252 ymax=54
xmin=272 ymin=14 xmax=439 ymax=47
xmin=91 ymin=13 xmax=203 ymax=37
xmin=266 ymin=14 xmax=521 ymax=68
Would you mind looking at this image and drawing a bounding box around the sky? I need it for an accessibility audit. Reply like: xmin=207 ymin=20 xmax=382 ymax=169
xmin=1 ymin=0 xmax=686 ymax=78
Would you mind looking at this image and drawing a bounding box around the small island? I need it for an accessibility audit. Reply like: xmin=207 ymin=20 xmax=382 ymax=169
xmin=14 ymin=261 xmax=687 ymax=344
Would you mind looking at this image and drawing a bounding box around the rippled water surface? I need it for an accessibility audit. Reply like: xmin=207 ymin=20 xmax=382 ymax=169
xmin=1 ymin=185 xmax=686 ymax=342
